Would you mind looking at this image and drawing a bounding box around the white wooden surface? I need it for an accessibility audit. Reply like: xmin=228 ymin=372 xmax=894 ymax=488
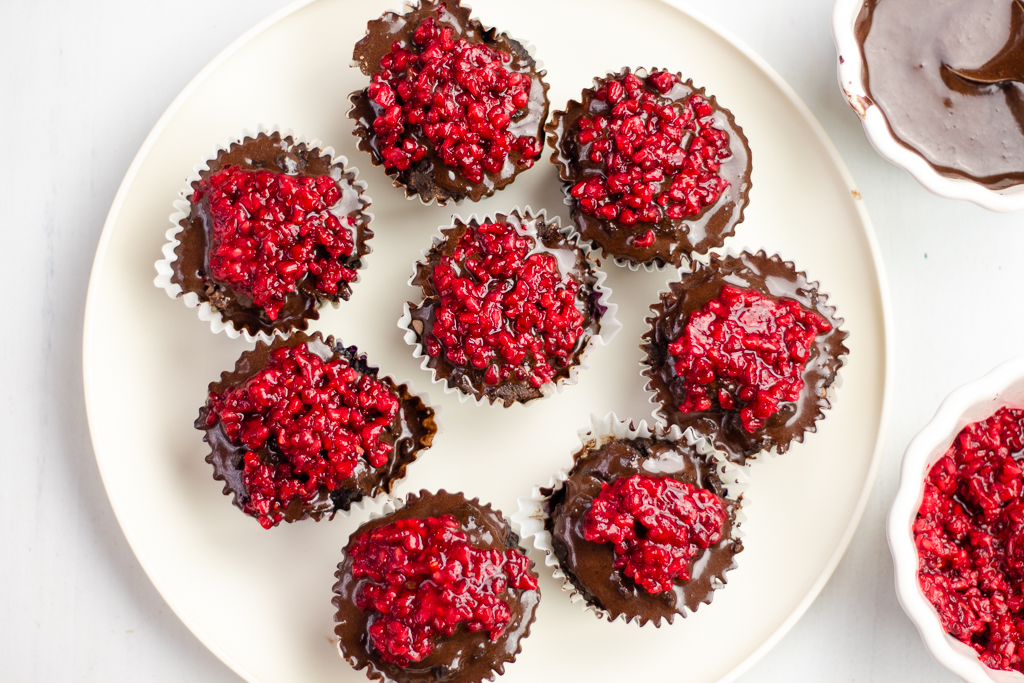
xmin=4 ymin=0 xmax=1022 ymax=680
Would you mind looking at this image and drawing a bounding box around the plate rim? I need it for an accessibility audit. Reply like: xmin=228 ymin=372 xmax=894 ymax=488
xmin=82 ymin=1 xmax=894 ymax=682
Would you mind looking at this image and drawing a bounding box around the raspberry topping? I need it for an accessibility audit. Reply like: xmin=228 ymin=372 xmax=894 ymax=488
xmin=206 ymin=343 xmax=400 ymax=529
xmin=584 ymin=474 xmax=727 ymax=594
xmin=348 ymin=515 xmax=538 ymax=667
xmin=568 ymin=71 xmax=733 ymax=237
xmin=915 ymin=408 xmax=1024 ymax=673
xmin=425 ymin=220 xmax=588 ymax=389
xmin=667 ymin=285 xmax=832 ymax=434
xmin=367 ymin=16 xmax=542 ymax=184
xmin=196 ymin=166 xmax=357 ymax=321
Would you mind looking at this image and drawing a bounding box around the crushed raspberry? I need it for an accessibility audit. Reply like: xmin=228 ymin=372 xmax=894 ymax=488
xmin=915 ymin=407 xmax=1024 ymax=674
xmin=569 ymin=71 xmax=732 ymax=239
xmin=348 ymin=515 xmax=538 ymax=667
xmin=206 ymin=344 xmax=400 ymax=529
xmin=667 ymin=285 xmax=832 ymax=433
xmin=366 ymin=16 xmax=542 ymax=184
xmin=197 ymin=166 xmax=357 ymax=321
xmin=584 ymin=474 xmax=726 ymax=594
xmin=425 ymin=221 xmax=587 ymax=389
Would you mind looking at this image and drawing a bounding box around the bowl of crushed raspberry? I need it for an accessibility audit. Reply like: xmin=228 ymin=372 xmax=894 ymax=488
xmin=889 ymin=357 xmax=1024 ymax=682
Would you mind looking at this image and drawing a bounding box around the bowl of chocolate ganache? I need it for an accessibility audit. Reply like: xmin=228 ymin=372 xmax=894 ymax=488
xmin=833 ymin=0 xmax=1024 ymax=211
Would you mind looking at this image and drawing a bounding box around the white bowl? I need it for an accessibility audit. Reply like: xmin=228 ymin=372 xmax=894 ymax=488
xmin=831 ymin=0 xmax=1024 ymax=212
xmin=888 ymin=357 xmax=1024 ymax=683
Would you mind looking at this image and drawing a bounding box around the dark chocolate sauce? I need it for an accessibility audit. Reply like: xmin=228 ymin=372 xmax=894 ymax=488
xmin=544 ymin=435 xmax=741 ymax=625
xmin=196 ymin=332 xmax=436 ymax=524
xmin=333 ymin=491 xmax=539 ymax=683
xmin=856 ymin=0 xmax=1024 ymax=189
xmin=349 ymin=0 xmax=550 ymax=204
xmin=641 ymin=251 xmax=848 ymax=464
xmin=547 ymin=68 xmax=752 ymax=268
xmin=170 ymin=132 xmax=373 ymax=337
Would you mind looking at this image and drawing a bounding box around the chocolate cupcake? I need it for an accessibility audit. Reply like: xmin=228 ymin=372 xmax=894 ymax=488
xmin=641 ymin=251 xmax=848 ymax=464
xmin=157 ymin=130 xmax=373 ymax=339
xmin=349 ymin=0 xmax=550 ymax=204
xmin=400 ymin=209 xmax=617 ymax=407
xmin=196 ymin=331 xmax=436 ymax=529
xmin=548 ymin=68 xmax=752 ymax=268
xmin=333 ymin=490 xmax=540 ymax=683
xmin=514 ymin=414 xmax=743 ymax=625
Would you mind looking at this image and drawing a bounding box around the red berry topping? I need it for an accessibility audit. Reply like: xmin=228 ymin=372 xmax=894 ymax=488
xmin=196 ymin=166 xmax=357 ymax=321
xmin=569 ymin=71 xmax=732 ymax=234
xmin=348 ymin=515 xmax=538 ymax=667
xmin=426 ymin=220 xmax=587 ymax=389
xmin=206 ymin=343 xmax=400 ymax=529
xmin=915 ymin=408 xmax=1024 ymax=673
xmin=667 ymin=285 xmax=833 ymax=433
xmin=367 ymin=16 xmax=542 ymax=184
xmin=584 ymin=474 xmax=726 ymax=594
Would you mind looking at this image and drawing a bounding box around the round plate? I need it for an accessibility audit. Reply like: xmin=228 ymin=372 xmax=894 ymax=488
xmin=83 ymin=1 xmax=891 ymax=682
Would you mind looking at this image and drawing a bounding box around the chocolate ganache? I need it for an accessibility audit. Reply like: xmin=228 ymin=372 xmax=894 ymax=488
xmin=857 ymin=0 xmax=1024 ymax=188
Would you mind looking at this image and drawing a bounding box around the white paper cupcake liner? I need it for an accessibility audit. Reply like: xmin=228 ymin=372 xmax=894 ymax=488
xmin=202 ymin=331 xmax=438 ymax=526
xmin=642 ymin=248 xmax=849 ymax=462
xmin=511 ymin=411 xmax=748 ymax=625
xmin=154 ymin=125 xmax=374 ymax=344
xmin=348 ymin=0 xmax=548 ymax=208
xmin=398 ymin=206 xmax=621 ymax=407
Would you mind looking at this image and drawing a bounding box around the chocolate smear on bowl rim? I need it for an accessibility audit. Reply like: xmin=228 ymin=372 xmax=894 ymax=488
xmin=641 ymin=251 xmax=848 ymax=465
xmin=196 ymin=331 xmax=436 ymax=527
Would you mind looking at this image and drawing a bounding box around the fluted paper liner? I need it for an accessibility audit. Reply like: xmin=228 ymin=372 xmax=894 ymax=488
xmin=332 ymin=490 xmax=539 ymax=683
xmin=398 ymin=206 xmax=620 ymax=407
xmin=196 ymin=331 xmax=438 ymax=528
xmin=154 ymin=126 xmax=373 ymax=343
xmin=640 ymin=249 xmax=849 ymax=465
xmin=348 ymin=0 xmax=550 ymax=206
xmin=512 ymin=412 xmax=747 ymax=626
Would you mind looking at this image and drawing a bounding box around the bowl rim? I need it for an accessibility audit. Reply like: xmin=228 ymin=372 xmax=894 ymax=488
xmin=830 ymin=0 xmax=1024 ymax=213
xmin=888 ymin=356 xmax=1024 ymax=683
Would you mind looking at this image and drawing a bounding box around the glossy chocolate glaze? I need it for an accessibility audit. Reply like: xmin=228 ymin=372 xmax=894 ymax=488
xmin=641 ymin=252 xmax=848 ymax=465
xmin=348 ymin=0 xmax=550 ymax=204
xmin=544 ymin=435 xmax=741 ymax=625
xmin=857 ymin=0 xmax=1024 ymax=189
xmin=547 ymin=68 xmax=752 ymax=268
xmin=407 ymin=210 xmax=603 ymax=407
xmin=333 ymin=491 xmax=540 ymax=683
xmin=170 ymin=132 xmax=373 ymax=336
xmin=195 ymin=332 xmax=436 ymax=524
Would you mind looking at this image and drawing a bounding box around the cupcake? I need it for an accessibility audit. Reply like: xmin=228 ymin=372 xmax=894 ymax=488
xmin=195 ymin=332 xmax=436 ymax=529
xmin=349 ymin=0 xmax=550 ymax=204
xmin=333 ymin=490 xmax=540 ymax=683
xmin=547 ymin=68 xmax=752 ymax=268
xmin=401 ymin=209 xmax=615 ymax=407
xmin=516 ymin=415 xmax=742 ymax=625
xmin=641 ymin=251 xmax=848 ymax=464
xmin=158 ymin=130 xmax=373 ymax=339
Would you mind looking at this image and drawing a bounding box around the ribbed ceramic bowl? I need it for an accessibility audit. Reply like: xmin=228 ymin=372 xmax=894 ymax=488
xmin=831 ymin=0 xmax=1024 ymax=212
xmin=888 ymin=357 xmax=1024 ymax=683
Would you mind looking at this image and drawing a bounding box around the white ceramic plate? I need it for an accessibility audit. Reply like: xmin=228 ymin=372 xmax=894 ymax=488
xmin=82 ymin=1 xmax=892 ymax=682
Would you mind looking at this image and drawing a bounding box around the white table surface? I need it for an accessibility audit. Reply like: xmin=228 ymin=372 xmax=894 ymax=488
xmin=3 ymin=0 xmax=1022 ymax=680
